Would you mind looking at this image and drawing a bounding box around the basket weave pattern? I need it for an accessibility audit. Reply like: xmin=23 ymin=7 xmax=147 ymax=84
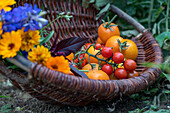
xmin=0 ymin=0 xmax=163 ymax=106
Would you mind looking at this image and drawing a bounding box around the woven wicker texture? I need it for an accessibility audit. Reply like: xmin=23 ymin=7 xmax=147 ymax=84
xmin=0 ymin=0 xmax=163 ymax=106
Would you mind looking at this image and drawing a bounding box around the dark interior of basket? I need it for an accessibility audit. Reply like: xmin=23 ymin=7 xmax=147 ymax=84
xmin=0 ymin=0 xmax=162 ymax=106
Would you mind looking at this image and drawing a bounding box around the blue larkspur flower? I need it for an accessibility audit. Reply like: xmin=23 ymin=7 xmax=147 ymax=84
xmin=21 ymin=50 xmax=29 ymax=59
xmin=0 ymin=3 xmax=48 ymax=33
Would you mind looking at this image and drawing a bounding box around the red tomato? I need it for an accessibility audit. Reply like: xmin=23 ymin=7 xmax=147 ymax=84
xmin=102 ymin=64 xmax=113 ymax=75
xmin=79 ymin=53 xmax=85 ymax=58
xmin=72 ymin=64 xmax=78 ymax=68
xmin=101 ymin=47 xmax=113 ymax=58
xmin=74 ymin=58 xmax=79 ymax=63
xmin=114 ymin=68 xmax=127 ymax=79
xmin=112 ymin=52 xmax=124 ymax=64
xmin=95 ymin=43 xmax=102 ymax=50
xmin=74 ymin=56 xmax=86 ymax=69
xmin=124 ymin=59 xmax=137 ymax=72
xmin=81 ymin=59 xmax=86 ymax=67
xmin=127 ymin=71 xmax=139 ymax=78
xmin=84 ymin=43 xmax=92 ymax=50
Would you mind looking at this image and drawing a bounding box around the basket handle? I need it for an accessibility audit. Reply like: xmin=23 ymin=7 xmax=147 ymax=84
xmin=110 ymin=5 xmax=146 ymax=33
xmin=7 ymin=55 xmax=32 ymax=73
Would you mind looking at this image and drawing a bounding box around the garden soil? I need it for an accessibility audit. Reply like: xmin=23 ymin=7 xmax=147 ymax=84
xmin=0 ymin=73 xmax=169 ymax=113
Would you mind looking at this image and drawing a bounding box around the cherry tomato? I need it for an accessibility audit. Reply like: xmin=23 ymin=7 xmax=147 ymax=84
xmin=124 ymin=59 xmax=136 ymax=72
xmin=81 ymin=59 xmax=86 ymax=67
xmin=72 ymin=64 xmax=78 ymax=68
xmin=95 ymin=43 xmax=102 ymax=50
xmin=102 ymin=64 xmax=113 ymax=75
xmin=84 ymin=43 xmax=92 ymax=50
xmin=127 ymin=71 xmax=139 ymax=78
xmin=101 ymin=47 xmax=113 ymax=58
xmin=112 ymin=52 xmax=124 ymax=64
xmin=79 ymin=53 xmax=85 ymax=58
xmin=74 ymin=56 xmax=87 ymax=69
xmin=114 ymin=68 xmax=127 ymax=79
xmin=74 ymin=58 xmax=79 ymax=63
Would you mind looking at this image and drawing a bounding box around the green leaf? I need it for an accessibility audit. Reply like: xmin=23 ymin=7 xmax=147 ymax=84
xmin=121 ymin=30 xmax=139 ymax=37
xmin=0 ymin=95 xmax=11 ymax=99
xmin=130 ymin=93 xmax=140 ymax=99
xmin=162 ymin=90 xmax=170 ymax=94
xmin=149 ymin=88 xmax=159 ymax=93
xmin=95 ymin=0 xmax=110 ymax=8
xmin=155 ymin=32 xmax=170 ymax=48
xmin=39 ymin=31 xmax=54 ymax=45
xmin=162 ymin=72 xmax=170 ymax=81
xmin=152 ymin=23 xmax=157 ymax=36
xmin=7 ymin=65 xmax=19 ymax=70
xmin=96 ymin=3 xmax=110 ymax=20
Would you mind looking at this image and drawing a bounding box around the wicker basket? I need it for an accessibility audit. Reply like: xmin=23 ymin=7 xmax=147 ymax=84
xmin=0 ymin=0 xmax=163 ymax=106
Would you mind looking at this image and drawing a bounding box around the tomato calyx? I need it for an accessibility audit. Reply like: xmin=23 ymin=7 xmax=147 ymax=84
xmin=102 ymin=15 xmax=118 ymax=31
xmin=117 ymin=39 xmax=129 ymax=52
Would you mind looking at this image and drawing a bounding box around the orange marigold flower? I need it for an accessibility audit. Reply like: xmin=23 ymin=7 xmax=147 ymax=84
xmin=46 ymin=56 xmax=70 ymax=74
xmin=27 ymin=45 xmax=51 ymax=66
xmin=18 ymin=27 xmax=40 ymax=52
xmin=0 ymin=31 xmax=21 ymax=59
xmin=0 ymin=0 xmax=16 ymax=12
xmin=0 ymin=22 xmax=3 ymax=35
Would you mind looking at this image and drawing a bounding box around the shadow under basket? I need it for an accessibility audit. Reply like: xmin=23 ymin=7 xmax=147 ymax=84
xmin=0 ymin=0 xmax=163 ymax=106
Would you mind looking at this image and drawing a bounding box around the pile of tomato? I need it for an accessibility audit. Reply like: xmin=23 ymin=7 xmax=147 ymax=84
xmin=66 ymin=21 xmax=139 ymax=80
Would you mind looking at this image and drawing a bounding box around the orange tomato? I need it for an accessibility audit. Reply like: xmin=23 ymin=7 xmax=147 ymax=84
xmin=105 ymin=36 xmax=124 ymax=54
xmin=66 ymin=53 xmax=74 ymax=61
xmin=67 ymin=71 xmax=75 ymax=76
xmin=82 ymin=63 xmax=99 ymax=71
xmin=127 ymin=71 xmax=139 ymax=78
xmin=98 ymin=22 xmax=120 ymax=44
xmin=105 ymin=36 xmax=138 ymax=60
xmin=109 ymin=74 xmax=118 ymax=80
xmin=97 ymin=37 xmax=103 ymax=44
xmin=121 ymin=39 xmax=138 ymax=60
xmin=86 ymin=70 xmax=110 ymax=80
xmin=85 ymin=46 xmax=106 ymax=65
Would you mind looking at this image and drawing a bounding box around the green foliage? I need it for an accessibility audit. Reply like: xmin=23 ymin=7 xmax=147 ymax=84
xmin=155 ymin=32 xmax=170 ymax=48
xmin=39 ymin=30 xmax=54 ymax=47
xmin=129 ymin=106 xmax=170 ymax=113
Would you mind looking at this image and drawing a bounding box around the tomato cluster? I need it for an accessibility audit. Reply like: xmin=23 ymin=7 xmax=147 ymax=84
xmin=66 ymin=20 xmax=139 ymax=80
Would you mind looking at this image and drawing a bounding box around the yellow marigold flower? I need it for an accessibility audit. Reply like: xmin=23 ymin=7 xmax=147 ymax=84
xmin=0 ymin=22 xmax=3 ymax=35
xmin=28 ymin=45 xmax=51 ymax=66
xmin=18 ymin=27 xmax=40 ymax=52
xmin=0 ymin=31 xmax=21 ymax=59
xmin=0 ymin=0 xmax=16 ymax=12
xmin=46 ymin=56 xmax=70 ymax=74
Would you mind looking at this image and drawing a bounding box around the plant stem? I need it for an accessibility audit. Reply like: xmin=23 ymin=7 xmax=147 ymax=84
xmin=166 ymin=0 xmax=169 ymax=32
xmin=105 ymin=15 xmax=117 ymax=28
xmin=148 ymin=0 xmax=154 ymax=29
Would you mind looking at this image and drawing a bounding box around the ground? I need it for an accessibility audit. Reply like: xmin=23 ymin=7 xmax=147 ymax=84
xmin=0 ymin=73 xmax=169 ymax=113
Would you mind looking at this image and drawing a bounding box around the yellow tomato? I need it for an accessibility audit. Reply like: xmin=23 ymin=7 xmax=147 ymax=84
xmin=66 ymin=53 xmax=74 ymax=61
xmin=121 ymin=39 xmax=138 ymax=60
xmin=85 ymin=46 xmax=106 ymax=65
